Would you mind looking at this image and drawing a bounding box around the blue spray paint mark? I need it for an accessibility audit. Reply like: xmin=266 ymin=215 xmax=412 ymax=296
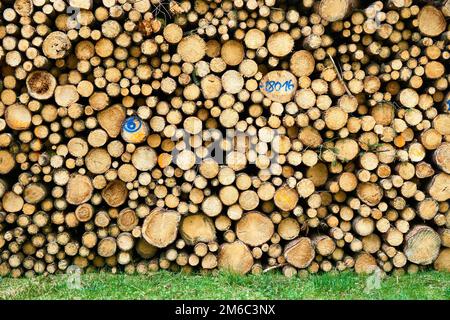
xmin=122 ymin=116 xmax=142 ymax=133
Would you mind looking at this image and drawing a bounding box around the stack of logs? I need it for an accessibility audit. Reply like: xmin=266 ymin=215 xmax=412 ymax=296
xmin=0 ymin=0 xmax=449 ymax=278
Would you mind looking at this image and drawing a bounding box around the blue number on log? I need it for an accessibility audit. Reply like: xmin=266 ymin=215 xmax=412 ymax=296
xmin=260 ymin=80 xmax=294 ymax=93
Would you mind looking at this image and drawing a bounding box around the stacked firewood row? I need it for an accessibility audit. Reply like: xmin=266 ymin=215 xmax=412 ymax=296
xmin=0 ymin=0 xmax=449 ymax=278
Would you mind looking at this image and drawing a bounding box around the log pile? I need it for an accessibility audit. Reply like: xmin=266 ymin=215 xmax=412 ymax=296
xmin=0 ymin=0 xmax=449 ymax=278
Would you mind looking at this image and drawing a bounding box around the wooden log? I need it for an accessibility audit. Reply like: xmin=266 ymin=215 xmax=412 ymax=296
xmin=236 ymin=211 xmax=274 ymax=247
xmin=274 ymin=186 xmax=299 ymax=212
xmin=218 ymin=241 xmax=254 ymax=275
xmin=318 ymin=0 xmax=351 ymax=22
xmin=428 ymin=173 xmax=450 ymax=202
xmin=434 ymin=248 xmax=450 ymax=272
xmin=136 ymin=238 xmax=158 ymax=259
xmin=98 ymin=105 xmax=126 ymax=138
xmin=142 ymin=208 xmax=181 ymax=248
xmin=354 ymin=252 xmax=377 ymax=274
xmin=283 ymin=237 xmax=315 ymax=269
xmin=102 ymin=180 xmax=128 ymax=208
xmin=179 ymin=214 xmax=216 ymax=245
xmin=26 ymin=71 xmax=56 ymax=100
xmin=66 ymin=174 xmax=93 ymax=205
xmin=417 ymin=5 xmax=446 ymax=37
xmin=404 ymin=225 xmax=441 ymax=265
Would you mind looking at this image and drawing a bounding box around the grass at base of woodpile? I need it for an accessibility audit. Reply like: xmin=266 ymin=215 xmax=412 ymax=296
xmin=0 ymin=271 xmax=449 ymax=300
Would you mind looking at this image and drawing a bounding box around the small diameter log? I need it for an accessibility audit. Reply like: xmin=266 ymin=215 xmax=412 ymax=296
xmin=218 ymin=241 xmax=254 ymax=275
xmin=277 ymin=218 xmax=301 ymax=241
xmin=121 ymin=116 xmax=150 ymax=144
xmin=117 ymin=208 xmax=139 ymax=232
xmin=404 ymin=225 xmax=441 ymax=265
xmin=0 ymin=150 xmax=15 ymax=174
xmin=142 ymin=208 xmax=181 ymax=248
xmin=283 ymin=237 xmax=315 ymax=269
xmin=5 ymin=104 xmax=32 ymax=131
xmin=236 ymin=211 xmax=274 ymax=247
xmin=75 ymin=204 xmax=94 ymax=222
xmin=417 ymin=198 xmax=439 ymax=221
xmin=221 ymin=40 xmax=245 ymax=66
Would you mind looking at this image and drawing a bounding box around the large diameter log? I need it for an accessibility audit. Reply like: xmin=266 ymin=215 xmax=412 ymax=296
xmin=428 ymin=173 xmax=450 ymax=201
xmin=180 ymin=214 xmax=216 ymax=245
xmin=218 ymin=241 xmax=253 ymax=275
xmin=142 ymin=208 xmax=181 ymax=248
xmin=404 ymin=225 xmax=441 ymax=265
xmin=434 ymin=249 xmax=450 ymax=272
xmin=418 ymin=5 xmax=446 ymax=37
xmin=236 ymin=211 xmax=274 ymax=247
xmin=283 ymin=237 xmax=315 ymax=269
